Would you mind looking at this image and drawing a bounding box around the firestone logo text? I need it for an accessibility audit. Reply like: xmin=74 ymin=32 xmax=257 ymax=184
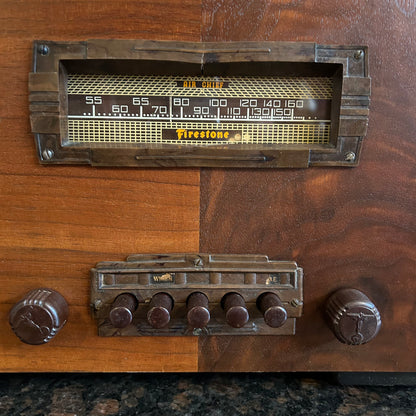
xmin=175 ymin=129 xmax=230 ymax=140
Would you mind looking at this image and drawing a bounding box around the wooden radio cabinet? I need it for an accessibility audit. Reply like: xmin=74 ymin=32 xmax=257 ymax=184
xmin=0 ymin=0 xmax=415 ymax=373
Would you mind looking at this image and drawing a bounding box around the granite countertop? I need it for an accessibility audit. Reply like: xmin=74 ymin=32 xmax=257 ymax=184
xmin=1 ymin=373 xmax=415 ymax=416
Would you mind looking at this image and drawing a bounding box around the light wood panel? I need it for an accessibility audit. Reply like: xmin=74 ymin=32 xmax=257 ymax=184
xmin=0 ymin=0 xmax=201 ymax=372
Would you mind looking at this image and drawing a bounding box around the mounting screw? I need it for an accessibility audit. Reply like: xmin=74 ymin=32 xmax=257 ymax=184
xmin=94 ymin=300 xmax=103 ymax=310
xmin=291 ymin=298 xmax=303 ymax=308
xmin=42 ymin=149 xmax=54 ymax=160
xmin=344 ymin=151 xmax=356 ymax=162
xmin=194 ymin=258 xmax=203 ymax=267
xmin=354 ymin=49 xmax=364 ymax=60
xmin=38 ymin=44 xmax=49 ymax=56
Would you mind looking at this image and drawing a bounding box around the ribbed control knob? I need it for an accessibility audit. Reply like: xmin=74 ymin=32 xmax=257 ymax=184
xmin=147 ymin=293 xmax=173 ymax=329
xmin=9 ymin=288 xmax=69 ymax=345
xmin=257 ymin=292 xmax=287 ymax=328
xmin=187 ymin=292 xmax=210 ymax=328
xmin=109 ymin=293 xmax=138 ymax=328
xmin=326 ymin=288 xmax=381 ymax=345
xmin=222 ymin=293 xmax=249 ymax=328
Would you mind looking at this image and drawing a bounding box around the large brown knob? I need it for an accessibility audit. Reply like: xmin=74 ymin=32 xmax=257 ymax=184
xmin=222 ymin=292 xmax=249 ymax=328
xmin=187 ymin=292 xmax=210 ymax=328
xmin=109 ymin=293 xmax=138 ymax=328
xmin=257 ymin=292 xmax=287 ymax=328
xmin=147 ymin=293 xmax=173 ymax=329
xmin=326 ymin=288 xmax=381 ymax=345
xmin=9 ymin=288 xmax=69 ymax=345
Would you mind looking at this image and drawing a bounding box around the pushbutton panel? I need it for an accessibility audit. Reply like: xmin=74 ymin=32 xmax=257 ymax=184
xmin=91 ymin=254 xmax=303 ymax=336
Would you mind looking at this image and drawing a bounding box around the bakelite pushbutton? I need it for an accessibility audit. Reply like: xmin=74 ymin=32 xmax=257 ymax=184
xmin=147 ymin=293 xmax=173 ymax=329
xmin=109 ymin=293 xmax=138 ymax=328
xmin=257 ymin=292 xmax=287 ymax=328
xmin=222 ymin=293 xmax=249 ymax=328
xmin=9 ymin=288 xmax=69 ymax=345
xmin=187 ymin=292 xmax=210 ymax=328
xmin=326 ymin=288 xmax=381 ymax=345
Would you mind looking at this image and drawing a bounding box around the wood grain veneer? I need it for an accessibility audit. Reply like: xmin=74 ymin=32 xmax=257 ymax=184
xmin=1 ymin=0 xmax=415 ymax=372
xmin=0 ymin=0 xmax=201 ymax=372
xmin=199 ymin=0 xmax=416 ymax=372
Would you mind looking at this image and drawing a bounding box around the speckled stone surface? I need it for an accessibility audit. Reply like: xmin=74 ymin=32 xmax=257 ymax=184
xmin=1 ymin=374 xmax=416 ymax=416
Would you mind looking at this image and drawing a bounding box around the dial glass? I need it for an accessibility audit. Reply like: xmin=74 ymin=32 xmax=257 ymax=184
xmin=63 ymin=61 xmax=342 ymax=148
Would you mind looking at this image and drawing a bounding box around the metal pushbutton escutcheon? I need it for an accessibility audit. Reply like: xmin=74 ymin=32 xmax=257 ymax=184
xmin=326 ymin=288 xmax=381 ymax=345
xmin=91 ymin=254 xmax=303 ymax=337
xmin=9 ymin=288 xmax=69 ymax=345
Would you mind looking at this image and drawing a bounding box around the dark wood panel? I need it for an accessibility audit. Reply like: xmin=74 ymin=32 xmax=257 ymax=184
xmin=0 ymin=0 xmax=201 ymax=372
xmin=199 ymin=0 xmax=416 ymax=371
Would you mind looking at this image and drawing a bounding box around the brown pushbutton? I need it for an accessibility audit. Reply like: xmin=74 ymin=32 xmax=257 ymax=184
xmin=326 ymin=288 xmax=381 ymax=345
xmin=257 ymin=292 xmax=287 ymax=328
xmin=187 ymin=292 xmax=210 ymax=328
xmin=9 ymin=288 xmax=69 ymax=345
xmin=222 ymin=292 xmax=249 ymax=328
xmin=147 ymin=293 xmax=173 ymax=329
xmin=109 ymin=293 xmax=138 ymax=328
